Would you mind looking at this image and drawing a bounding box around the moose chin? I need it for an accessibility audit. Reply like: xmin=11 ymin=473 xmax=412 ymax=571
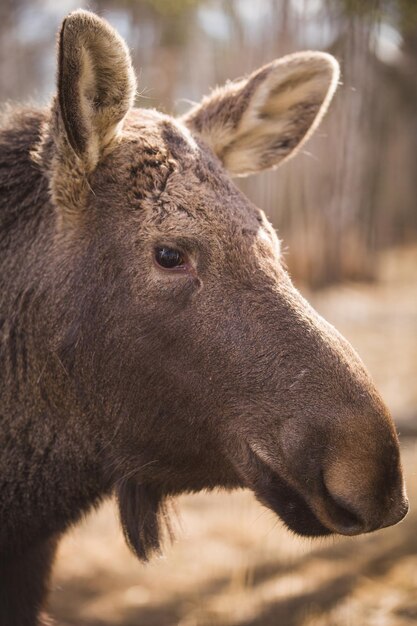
xmin=0 ymin=9 xmax=408 ymax=626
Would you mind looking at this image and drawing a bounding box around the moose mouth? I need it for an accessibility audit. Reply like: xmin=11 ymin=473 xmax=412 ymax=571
xmin=240 ymin=447 xmax=332 ymax=537
xmin=253 ymin=464 xmax=331 ymax=536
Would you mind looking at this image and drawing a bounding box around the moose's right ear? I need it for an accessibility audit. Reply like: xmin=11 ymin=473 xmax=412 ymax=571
xmin=182 ymin=52 xmax=339 ymax=176
xmin=56 ymin=9 xmax=136 ymax=171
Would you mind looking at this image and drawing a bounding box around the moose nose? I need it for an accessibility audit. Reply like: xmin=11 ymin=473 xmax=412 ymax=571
xmin=320 ymin=459 xmax=409 ymax=536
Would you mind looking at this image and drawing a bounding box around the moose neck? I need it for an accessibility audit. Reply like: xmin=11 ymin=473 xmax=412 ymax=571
xmin=0 ymin=108 xmax=110 ymax=554
xmin=0 ymin=307 xmax=110 ymax=555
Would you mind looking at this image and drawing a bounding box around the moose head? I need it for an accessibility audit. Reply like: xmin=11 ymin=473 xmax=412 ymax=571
xmin=32 ymin=10 xmax=407 ymax=560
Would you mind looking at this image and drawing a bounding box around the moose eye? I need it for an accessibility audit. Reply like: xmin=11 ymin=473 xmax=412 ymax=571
xmin=154 ymin=246 xmax=186 ymax=270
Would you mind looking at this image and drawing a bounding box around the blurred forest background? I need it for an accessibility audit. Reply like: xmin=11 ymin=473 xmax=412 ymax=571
xmin=1 ymin=1 xmax=417 ymax=625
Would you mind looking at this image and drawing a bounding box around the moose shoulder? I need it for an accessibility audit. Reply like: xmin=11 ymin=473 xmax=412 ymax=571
xmin=0 ymin=9 xmax=408 ymax=626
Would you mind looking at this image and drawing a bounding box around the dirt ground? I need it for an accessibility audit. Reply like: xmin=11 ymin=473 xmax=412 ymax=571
xmin=49 ymin=246 xmax=417 ymax=626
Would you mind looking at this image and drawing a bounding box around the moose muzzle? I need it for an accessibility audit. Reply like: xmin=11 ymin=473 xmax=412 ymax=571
xmin=241 ymin=405 xmax=408 ymax=538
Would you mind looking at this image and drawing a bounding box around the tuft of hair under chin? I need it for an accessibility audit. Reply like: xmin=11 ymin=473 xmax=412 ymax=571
xmin=116 ymin=479 xmax=175 ymax=561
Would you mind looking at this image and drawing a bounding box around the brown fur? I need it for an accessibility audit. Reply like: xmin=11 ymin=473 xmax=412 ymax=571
xmin=0 ymin=11 xmax=407 ymax=626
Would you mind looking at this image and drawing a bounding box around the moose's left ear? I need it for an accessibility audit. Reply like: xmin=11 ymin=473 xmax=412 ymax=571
xmin=182 ymin=52 xmax=339 ymax=176
xmin=57 ymin=9 xmax=136 ymax=171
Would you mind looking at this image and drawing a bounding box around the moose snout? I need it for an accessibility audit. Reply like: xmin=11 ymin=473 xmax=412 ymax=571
xmin=318 ymin=446 xmax=409 ymax=536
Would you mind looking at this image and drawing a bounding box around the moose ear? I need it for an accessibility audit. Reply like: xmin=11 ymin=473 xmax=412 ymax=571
xmin=57 ymin=9 xmax=136 ymax=170
xmin=182 ymin=52 xmax=339 ymax=176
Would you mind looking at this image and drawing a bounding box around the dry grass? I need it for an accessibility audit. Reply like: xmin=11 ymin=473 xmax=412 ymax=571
xmin=50 ymin=246 xmax=417 ymax=626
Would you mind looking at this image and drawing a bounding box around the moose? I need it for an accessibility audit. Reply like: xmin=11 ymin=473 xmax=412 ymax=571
xmin=0 ymin=9 xmax=408 ymax=626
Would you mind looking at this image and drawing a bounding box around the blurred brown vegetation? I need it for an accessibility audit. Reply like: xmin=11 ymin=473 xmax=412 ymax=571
xmin=1 ymin=0 xmax=417 ymax=286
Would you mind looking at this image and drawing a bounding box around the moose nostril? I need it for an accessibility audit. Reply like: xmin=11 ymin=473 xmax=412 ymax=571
xmin=320 ymin=476 xmax=366 ymax=534
xmin=327 ymin=491 xmax=363 ymax=527
xmin=320 ymin=459 xmax=409 ymax=535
